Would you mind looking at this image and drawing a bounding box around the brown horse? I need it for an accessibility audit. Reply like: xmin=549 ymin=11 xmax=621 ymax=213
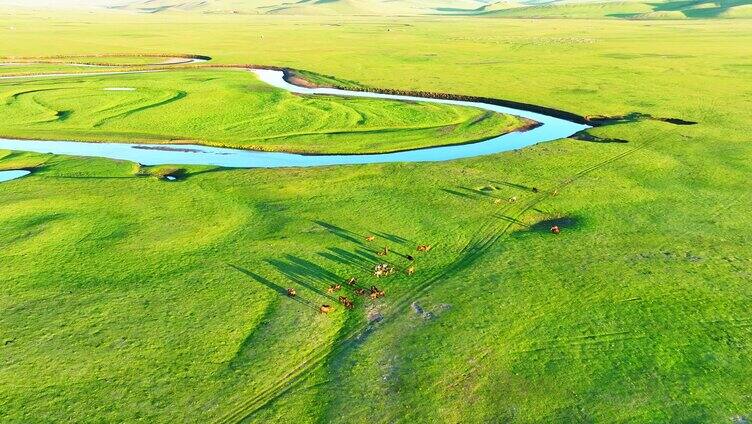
xmin=369 ymin=286 xmax=385 ymax=299
xmin=373 ymin=263 xmax=394 ymax=277
xmin=339 ymin=296 xmax=354 ymax=309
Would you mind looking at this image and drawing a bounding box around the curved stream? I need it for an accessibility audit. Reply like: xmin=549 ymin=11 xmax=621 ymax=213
xmin=0 ymin=69 xmax=589 ymax=168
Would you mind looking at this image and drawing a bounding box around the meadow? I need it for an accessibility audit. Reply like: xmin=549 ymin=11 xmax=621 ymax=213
xmin=0 ymin=68 xmax=522 ymax=154
xmin=1 ymin=9 xmax=751 ymax=423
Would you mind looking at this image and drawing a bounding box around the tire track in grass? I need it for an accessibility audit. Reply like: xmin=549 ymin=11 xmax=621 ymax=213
xmin=378 ymin=132 xmax=672 ymax=424
xmin=222 ymin=141 xmax=660 ymax=423
xmin=214 ymin=133 xmax=666 ymax=423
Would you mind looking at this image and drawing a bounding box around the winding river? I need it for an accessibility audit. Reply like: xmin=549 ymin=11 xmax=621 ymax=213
xmin=0 ymin=170 xmax=30 ymax=182
xmin=0 ymin=69 xmax=589 ymax=168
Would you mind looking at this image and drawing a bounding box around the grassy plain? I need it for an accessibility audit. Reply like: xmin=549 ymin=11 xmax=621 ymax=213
xmin=1 ymin=10 xmax=751 ymax=424
xmin=0 ymin=69 xmax=521 ymax=154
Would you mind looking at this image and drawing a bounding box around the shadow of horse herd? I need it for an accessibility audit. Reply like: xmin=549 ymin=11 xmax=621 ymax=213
xmin=232 ymin=221 xmax=439 ymax=315
xmin=281 ymin=233 xmax=433 ymax=315
xmin=233 ymin=203 xmax=566 ymax=315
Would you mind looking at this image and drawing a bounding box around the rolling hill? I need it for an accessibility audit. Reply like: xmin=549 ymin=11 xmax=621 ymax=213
xmin=2 ymin=0 xmax=749 ymax=20
xmin=0 ymin=0 xmax=495 ymax=15
xmin=475 ymin=0 xmax=752 ymax=18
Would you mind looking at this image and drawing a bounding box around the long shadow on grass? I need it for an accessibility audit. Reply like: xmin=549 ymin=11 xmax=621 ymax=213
xmin=443 ymin=186 xmax=497 ymax=201
xmin=184 ymin=167 xmax=228 ymax=179
xmin=441 ymin=188 xmax=474 ymax=199
xmin=490 ymin=180 xmax=537 ymax=192
xmin=226 ymin=264 xmax=319 ymax=372
xmin=314 ymin=220 xmax=411 ymax=262
xmin=460 ymin=186 xmax=494 ymax=198
xmin=526 ymin=216 xmax=581 ymax=233
xmin=318 ymin=247 xmax=379 ymax=273
xmin=492 ymin=212 xmax=530 ymax=228
xmin=371 ymin=231 xmax=412 ymax=246
xmin=267 ymin=255 xmax=341 ymax=301
xmin=229 ymin=264 xmax=319 ymax=311
xmin=314 ymin=220 xmax=366 ymax=246
xmin=446 ymin=185 xmax=510 ymax=201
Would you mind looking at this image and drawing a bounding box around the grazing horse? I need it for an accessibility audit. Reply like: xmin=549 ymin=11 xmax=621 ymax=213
xmin=373 ymin=263 xmax=394 ymax=277
xmin=339 ymin=296 xmax=354 ymax=309
xmin=286 ymin=288 xmax=297 ymax=297
xmin=369 ymin=286 xmax=385 ymax=299
xmin=319 ymin=305 xmax=333 ymax=314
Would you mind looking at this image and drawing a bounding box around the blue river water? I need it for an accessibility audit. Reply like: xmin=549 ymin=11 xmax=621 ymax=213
xmin=0 ymin=170 xmax=30 ymax=182
xmin=0 ymin=69 xmax=589 ymax=168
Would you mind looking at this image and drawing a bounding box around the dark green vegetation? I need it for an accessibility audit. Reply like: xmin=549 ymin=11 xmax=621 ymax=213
xmin=0 ymin=69 xmax=522 ymax=154
xmin=1 ymin=10 xmax=752 ymax=424
xmin=472 ymin=0 xmax=752 ymax=19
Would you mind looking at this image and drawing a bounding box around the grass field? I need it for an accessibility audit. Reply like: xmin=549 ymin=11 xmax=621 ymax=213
xmin=0 ymin=63 xmax=116 ymax=74
xmin=1 ymin=8 xmax=751 ymax=424
xmin=0 ymin=68 xmax=522 ymax=154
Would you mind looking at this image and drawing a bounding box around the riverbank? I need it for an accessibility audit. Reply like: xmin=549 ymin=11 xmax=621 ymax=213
xmin=0 ymin=68 xmax=587 ymax=167
xmin=2 ymin=13 xmax=749 ymax=424
xmin=0 ymin=67 xmax=530 ymax=155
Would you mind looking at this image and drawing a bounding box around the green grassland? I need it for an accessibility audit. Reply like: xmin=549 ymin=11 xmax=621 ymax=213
xmin=1 ymin=9 xmax=752 ymax=424
xmin=0 ymin=68 xmax=522 ymax=154
xmin=0 ymin=55 xmax=191 ymax=66
xmin=0 ymin=63 xmax=117 ymax=75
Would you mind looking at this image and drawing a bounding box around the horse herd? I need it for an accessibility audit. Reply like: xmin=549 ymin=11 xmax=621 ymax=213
xmin=286 ymin=235 xmax=433 ymax=314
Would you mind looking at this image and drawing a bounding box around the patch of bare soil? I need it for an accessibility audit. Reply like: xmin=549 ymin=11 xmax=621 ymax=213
xmin=287 ymin=75 xmax=320 ymax=88
xmin=366 ymin=306 xmax=383 ymax=323
xmin=283 ymin=70 xmax=326 ymax=88
xmin=410 ymin=301 xmax=452 ymax=320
